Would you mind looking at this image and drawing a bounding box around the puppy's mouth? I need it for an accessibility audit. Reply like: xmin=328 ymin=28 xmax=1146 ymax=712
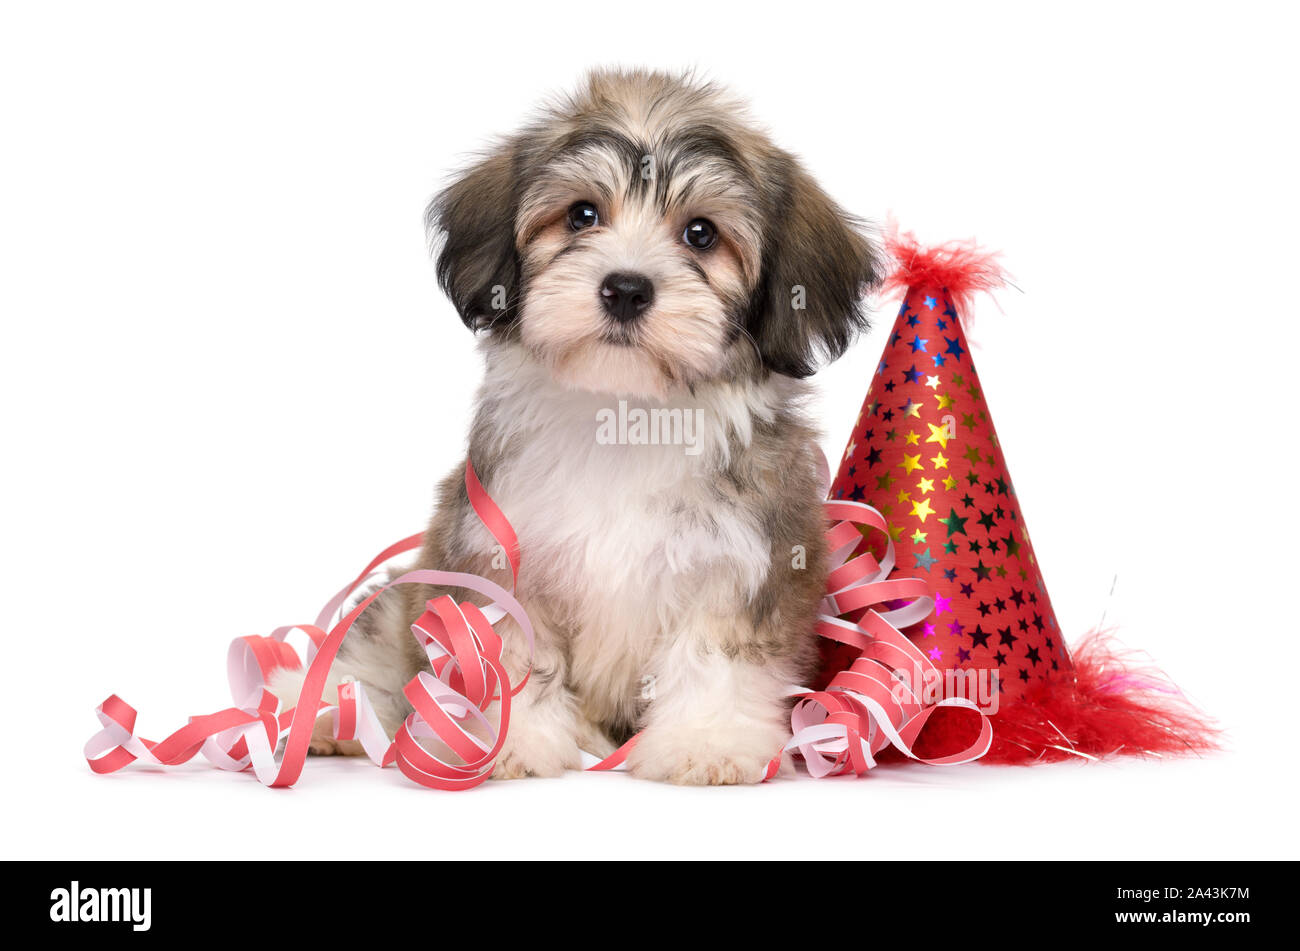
xmin=599 ymin=322 xmax=640 ymax=347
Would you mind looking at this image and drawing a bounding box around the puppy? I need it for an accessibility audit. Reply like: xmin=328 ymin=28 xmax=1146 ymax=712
xmin=270 ymin=68 xmax=881 ymax=784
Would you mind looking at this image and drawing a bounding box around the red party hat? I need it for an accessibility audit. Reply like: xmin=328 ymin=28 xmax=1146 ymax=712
xmin=823 ymin=229 xmax=1218 ymax=763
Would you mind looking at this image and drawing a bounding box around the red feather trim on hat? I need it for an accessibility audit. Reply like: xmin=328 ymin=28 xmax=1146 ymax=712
xmin=879 ymin=222 xmax=1010 ymax=329
xmin=900 ymin=631 xmax=1221 ymax=764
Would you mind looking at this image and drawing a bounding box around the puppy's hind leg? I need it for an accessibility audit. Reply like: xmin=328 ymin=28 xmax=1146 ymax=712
xmin=266 ymin=665 xmax=367 ymax=756
xmin=267 ymin=584 xmax=420 ymax=756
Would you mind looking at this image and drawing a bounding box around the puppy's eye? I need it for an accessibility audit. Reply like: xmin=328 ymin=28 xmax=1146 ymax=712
xmin=683 ymin=218 xmax=717 ymax=250
xmin=568 ymin=202 xmax=599 ymax=230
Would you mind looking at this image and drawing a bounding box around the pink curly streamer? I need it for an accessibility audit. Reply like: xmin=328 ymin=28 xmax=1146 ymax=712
xmin=87 ymin=463 xmax=990 ymax=789
xmin=85 ymin=462 xmax=548 ymax=790
xmin=784 ymin=499 xmax=994 ymax=776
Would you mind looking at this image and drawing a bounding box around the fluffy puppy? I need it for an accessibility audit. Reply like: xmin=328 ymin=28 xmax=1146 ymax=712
xmin=271 ymin=68 xmax=881 ymax=784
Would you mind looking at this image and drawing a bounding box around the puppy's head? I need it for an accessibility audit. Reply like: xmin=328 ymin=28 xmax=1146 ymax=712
xmin=429 ymin=68 xmax=880 ymax=397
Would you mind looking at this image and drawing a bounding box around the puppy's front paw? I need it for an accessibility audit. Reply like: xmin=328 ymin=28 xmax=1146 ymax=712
xmin=490 ymin=720 xmax=583 ymax=780
xmin=308 ymin=735 xmax=364 ymax=757
xmin=627 ymin=725 xmax=785 ymax=786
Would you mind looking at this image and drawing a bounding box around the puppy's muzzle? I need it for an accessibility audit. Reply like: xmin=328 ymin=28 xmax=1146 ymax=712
xmin=600 ymin=272 xmax=655 ymax=323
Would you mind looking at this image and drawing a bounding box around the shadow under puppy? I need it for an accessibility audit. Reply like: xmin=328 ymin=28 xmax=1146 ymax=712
xmin=271 ymin=68 xmax=881 ymax=784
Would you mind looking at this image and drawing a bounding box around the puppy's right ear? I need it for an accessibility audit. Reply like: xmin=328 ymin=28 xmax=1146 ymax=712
xmin=427 ymin=141 xmax=522 ymax=332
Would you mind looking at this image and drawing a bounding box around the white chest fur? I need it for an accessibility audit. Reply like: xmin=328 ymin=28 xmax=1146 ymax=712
xmin=467 ymin=350 xmax=784 ymax=707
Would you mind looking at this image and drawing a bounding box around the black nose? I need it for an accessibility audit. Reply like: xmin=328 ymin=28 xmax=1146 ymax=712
xmin=600 ymin=272 xmax=655 ymax=323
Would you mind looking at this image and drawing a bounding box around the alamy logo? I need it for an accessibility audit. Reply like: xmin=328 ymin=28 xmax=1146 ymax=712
xmin=595 ymin=400 xmax=704 ymax=456
xmin=49 ymin=881 xmax=151 ymax=932
xmin=890 ymin=663 xmax=1000 ymax=714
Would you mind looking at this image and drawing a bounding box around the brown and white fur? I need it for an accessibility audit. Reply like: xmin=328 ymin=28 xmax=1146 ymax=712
xmin=270 ymin=68 xmax=881 ymax=784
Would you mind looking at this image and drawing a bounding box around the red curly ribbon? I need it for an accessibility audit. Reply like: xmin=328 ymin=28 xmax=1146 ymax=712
xmin=86 ymin=461 xmax=540 ymax=791
xmin=87 ymin=460 xmax=990 ymax=789
xmin=786 ymin=499 xmax=993 ymax=776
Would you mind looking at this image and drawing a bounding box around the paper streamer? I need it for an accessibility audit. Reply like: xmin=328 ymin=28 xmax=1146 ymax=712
xmin=88 ymin=461 xmax=990 ymax=790
xmin=785 ymin=499 xmax=994 ymax=775
xmin=86 ymin=461 xmax=546 ymax=790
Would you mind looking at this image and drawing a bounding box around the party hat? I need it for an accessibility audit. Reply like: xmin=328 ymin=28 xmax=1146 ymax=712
xmin=824 ymin=229 xmax=1218 ymax=763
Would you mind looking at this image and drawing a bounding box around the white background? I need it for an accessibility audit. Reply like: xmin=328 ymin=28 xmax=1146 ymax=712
xmin=2 ymin=1 xmax=1296 ymax=860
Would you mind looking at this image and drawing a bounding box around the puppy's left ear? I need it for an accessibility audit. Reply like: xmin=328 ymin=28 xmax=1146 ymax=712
xmin=426 ymin=139 xmax=523 ymax=332
xmin=747 ymin=158 xmax=882 ymax=377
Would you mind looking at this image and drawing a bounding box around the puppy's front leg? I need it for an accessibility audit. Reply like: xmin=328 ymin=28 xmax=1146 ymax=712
xmin=489 ymin=610 xmax=589 ymax=779
xmin=627 ymin=629 xmax=794 ymax=786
